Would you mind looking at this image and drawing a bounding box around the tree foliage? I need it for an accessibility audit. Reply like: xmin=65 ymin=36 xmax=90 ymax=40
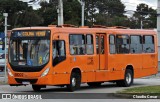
xmin=0 ymin=0 xmax=42 ymax=31
xmin=132 ymin=3 xmax=157 ymax=29
xmin=0 ymin=0 xmax=157 ymax=32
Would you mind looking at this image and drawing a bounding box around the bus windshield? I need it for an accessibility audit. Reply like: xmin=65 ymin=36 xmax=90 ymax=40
xmin=9 ymin=30 xmax=50 ymax=67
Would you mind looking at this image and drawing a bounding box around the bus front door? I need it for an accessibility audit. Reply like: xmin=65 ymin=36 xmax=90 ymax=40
xmin=96 ymin=34 xmax=106 ymax=70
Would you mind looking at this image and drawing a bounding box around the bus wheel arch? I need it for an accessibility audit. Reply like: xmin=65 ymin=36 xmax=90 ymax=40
xmin=116 ymin=65 xmax=134 ymax=87
xmin=67 ymin=68 xmax=81 ymax=92
xmin=126 ymin=65 xmax=134 ymax=78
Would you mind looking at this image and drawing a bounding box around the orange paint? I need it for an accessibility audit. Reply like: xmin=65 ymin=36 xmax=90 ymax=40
xmin=7 ymin=27 xmax=158 ymax=86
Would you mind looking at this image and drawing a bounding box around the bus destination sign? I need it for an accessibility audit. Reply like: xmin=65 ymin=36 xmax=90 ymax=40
xmin=22 ymin=31 xmax=46 ymax=37
xmin=11 ymin=30 xmax=50 ymax=38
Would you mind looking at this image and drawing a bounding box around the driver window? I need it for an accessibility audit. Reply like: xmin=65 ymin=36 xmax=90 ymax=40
xmin=53 ymin=41 xmax=57 ymax=59
xmin=52 ymin=40 xmax=66 ymax=66
xmin=52 ymin=40 xmax=65 ymax=59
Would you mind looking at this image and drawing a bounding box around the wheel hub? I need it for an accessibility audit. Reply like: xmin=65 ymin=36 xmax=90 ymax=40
xmin=72 ymin=77 xmax=76 ymax=87
xmin=126 ymin=73 xmax=131 ymax=84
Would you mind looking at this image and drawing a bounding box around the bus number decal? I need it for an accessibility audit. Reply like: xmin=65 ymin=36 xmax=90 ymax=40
xmin=87 ymin=57 xmax=94 ymax=65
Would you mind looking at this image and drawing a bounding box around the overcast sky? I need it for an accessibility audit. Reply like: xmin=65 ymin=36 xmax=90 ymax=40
xmin=121 ymin=0 xmax=157 ymax=10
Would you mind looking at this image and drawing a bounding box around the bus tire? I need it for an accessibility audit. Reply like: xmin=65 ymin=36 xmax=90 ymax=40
xmin=87 ymin=82 xmax=102 ymax=87
xmin=116 ymin=69 xmax=133 ymax=87
xmin=32 ymin=85 xmax=41 ymax=91
xmin=67 ymin=72 xmax=81 ymax=92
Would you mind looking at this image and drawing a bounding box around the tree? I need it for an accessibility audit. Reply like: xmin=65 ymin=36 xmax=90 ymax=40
xmin=132 ymin=3 xmax=157 ymax=29
xmin=37 ymin=1 xmax=57 ymax=26
xmin=84 ymin=0 xmax=98 ymax=26
xmin=97 ymin=0 xmax=125 ymax=17
xmin=85 ymin=0 xmax=126 ymax=26
xmin=36 ymin=0 xmax=81 ymax=26
xmin=29 ymin=0 xmax=128 ymax=27
xmin=147 ymin=7 xmax=157 ymax=28
xmin=63 ymin=0 xmax=81 ymax=25
xmin=0 ymin=0 xmax=43 ymax=31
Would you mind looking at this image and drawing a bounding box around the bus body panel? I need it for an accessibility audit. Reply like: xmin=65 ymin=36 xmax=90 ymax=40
xmin=7 ymin=27 xmax=158 ymax=86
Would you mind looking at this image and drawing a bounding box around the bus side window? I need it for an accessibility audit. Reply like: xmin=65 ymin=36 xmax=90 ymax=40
xmin=96 ymin=36 xmax=99 ymax=54
xmin=116 ymin=35 xmax=130 ymax=54
xmin=130 ymin=35 xmax=142 ymax=53
xmin=53 ymin=40 xmax=66 ymax=66
xmin=53 ymin=41 xmax=58 ymax=59
xmin=109 ymin=35 xmax=116 ymax=54
xmin=101 ymin=36 xmax=105 ymax=54
xmin=69 ymin=34 xmax=85 ymax=55
xmin=143 ymin=35 xmax=155 ymax=53
xmin=86 ymin=34 xmax=94 ymax=54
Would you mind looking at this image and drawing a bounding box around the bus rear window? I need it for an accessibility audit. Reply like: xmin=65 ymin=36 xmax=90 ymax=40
xmin=143 ymin=35 xmax=155 ymax=53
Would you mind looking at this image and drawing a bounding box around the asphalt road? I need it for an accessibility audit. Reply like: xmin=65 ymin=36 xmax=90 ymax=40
xmin=0 ymin=78 xmax=160 ymax=93
xmin=0 ymin=71 xmax=160 ymax=102
xmin=0 ymin=71 xmax=160 ymax=93
xmin=0 ymin=80 xmax=159 ymax=102
xmin=0 ymin=78 xmax=160 ymax=102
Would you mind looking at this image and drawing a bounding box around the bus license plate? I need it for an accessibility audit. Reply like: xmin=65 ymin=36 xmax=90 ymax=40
xmin=22 ymin=82 xmax=30 ymax=85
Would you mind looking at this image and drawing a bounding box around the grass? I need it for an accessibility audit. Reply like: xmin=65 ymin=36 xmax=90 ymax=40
xmin=118 ymin=86 xmax=160 ymax=95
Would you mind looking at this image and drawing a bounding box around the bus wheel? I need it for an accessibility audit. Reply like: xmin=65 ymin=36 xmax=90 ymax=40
xmin=67 ymin=72 xmax=81 ymax=92
xmin=87 ymin=82 xmax=102 ymax=87
xmin=116 ymin=69 xmax=133 ymax=87
xmin=32 ymin=85 xmax=41 ymax=91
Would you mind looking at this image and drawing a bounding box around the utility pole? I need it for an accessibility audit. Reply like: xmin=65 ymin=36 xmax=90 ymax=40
xmin=3 ymin=13 xmax=8 ymax=83
xmin=57 ymin=0 xmax=64 ymax=26
xmin=157 ymin=0 xmax=160 ymax=67
xmin=78 ymin=0 xmax=85 ymax=26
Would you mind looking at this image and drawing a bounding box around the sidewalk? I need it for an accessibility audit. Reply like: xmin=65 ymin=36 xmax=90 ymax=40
xmin=142 ymin=72 xmax=160 ymax=79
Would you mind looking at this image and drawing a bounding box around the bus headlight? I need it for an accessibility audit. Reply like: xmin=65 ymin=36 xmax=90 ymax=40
xmin=8 ymin=68 xmax=13 ymax=77
xmin=41 ymin=68 xmax=50 ymax=77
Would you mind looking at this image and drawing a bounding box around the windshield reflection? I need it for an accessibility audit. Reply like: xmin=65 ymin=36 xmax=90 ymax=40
xmin=9 ymin=39 xmax=50 ymax=67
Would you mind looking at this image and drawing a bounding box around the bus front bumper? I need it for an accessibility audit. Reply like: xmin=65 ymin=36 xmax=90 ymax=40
xmin=8 ymin=73 xmax=70 ymax=86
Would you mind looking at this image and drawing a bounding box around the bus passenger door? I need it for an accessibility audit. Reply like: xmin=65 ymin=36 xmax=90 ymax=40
xmin=96 ymin=34 xmax=106 ymax=70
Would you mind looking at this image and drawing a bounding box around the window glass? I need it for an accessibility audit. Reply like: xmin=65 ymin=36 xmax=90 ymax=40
xmin=143 ymin=35 xmax=155 ymax=53
xmin=70 ymin=35 xmax=85 ymax=55
xmin=130 ymin=36 xmax=142 ymax=53
xmin=101 ymin=36 xmax=105 ymax=54
xmin=53 ymin=40 xmax=65 ymax=59
xmin=9 ymin=39 xmax=50 ymax=67
xmin=96 ymin=36 xmax=99 ymax=54
xmin=109 ymin=35 xmax=116 ymax=54
xmin=116 ymin=35 xmax=129 ymax=54
xmin=86 ymin=35 xmax=94 ymax=54
xmin=52 ymin=40 xmax=66 ymax=66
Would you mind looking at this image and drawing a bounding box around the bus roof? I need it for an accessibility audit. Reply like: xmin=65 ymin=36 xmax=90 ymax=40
xmin=12 ymin=26 xmax=157 ymax=35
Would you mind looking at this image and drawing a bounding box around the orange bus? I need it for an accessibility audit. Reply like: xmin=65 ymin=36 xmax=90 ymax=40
xmin=7 ymin=26 xmax=158 ymax=91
